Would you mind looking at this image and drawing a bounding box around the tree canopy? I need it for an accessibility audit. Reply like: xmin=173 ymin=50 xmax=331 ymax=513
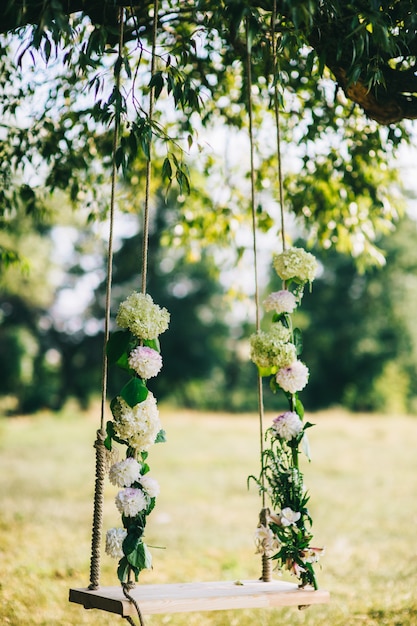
xmin=1 ymin=0 xmax=416 ymax=270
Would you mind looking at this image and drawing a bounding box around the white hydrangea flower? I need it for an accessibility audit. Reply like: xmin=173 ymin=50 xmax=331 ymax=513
xmin=281 ymin=507 xmax=301 ymax=527
xmin=250 ymin=324 xmax=296 ymax=370
xmin=128 ymin=346 xmax=163 ymax=379
xmin=271 ymin=411 xmax=303 ymax=441
xmin=138 ymin=474 xmax=160 ymax=498
xmin=276 ymin=360 xmax=309 ymax=393
xmin=263 ymin=290 xmax=298 ymax=314
xmin=254 ymin=525 xmax=281 ymax=556
xmin=105 ymin=527 xmax=127 ymax=559
xmin=273 ymin=248 xmax=318 ymax=284
xmin=115 ymin=488 xmax=148 ymax=517
xmin=109 ymin=457 xmax=141 ymax=488
xmin=116 ymin=292 xmax=170 ymax=340
xmin=113 ymin=392 xmax=162 ymax=452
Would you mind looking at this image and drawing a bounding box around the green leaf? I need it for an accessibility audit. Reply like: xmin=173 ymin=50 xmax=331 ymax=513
xmin=295 ymin=397 xmax=305 ymax=419
xmin=258 ymin=365 xmax=277 ymax=378
xmin=293 ymin=328 xmax=303 ymax=355
xmin=117 ymin=556 xmax=130 ymax=583
xmin=155 ymin=429 xmax=167 ymax=444
xmin=126 ymin=541 xmax=152 ymax=571
xmin=104 ymin=420 xmax=115 ymax=450
xmin=143 ymin=337 xmax=160 ymax=352
xmin=106 ymin=330 xmax=131 ymax=364
xmin=120 ymin=378 xmax=148 ymax=407
xmin=149 ymin=71 xmax=164 ymax=99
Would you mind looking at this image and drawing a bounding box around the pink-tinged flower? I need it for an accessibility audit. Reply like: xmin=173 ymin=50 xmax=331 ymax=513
xmin=285 ymin=558 xmax=306 ymax=577
xmin=263 ymin=290 xmax=297 ymax=314
xmin=272 ymin=411 xmax=303 ymax=441
xmin=301 ymin=546 xmax=325 ymax=564
xmin=105 ymin=527 xmax=127 ymax=559
xmin=109 ymin=457 xmax=141 ymax=488
xmin=280 ymin=507 xmax=301 ymax=527
xmin=276 ymin=360 xmax=309 ymax=393
xmin=115 ymin=488 xmax=148 ymax=517
xmin=138 ymin=474 xmax=160 ymax=498
xmin=128 ymin=346 xmax=162 ymax=379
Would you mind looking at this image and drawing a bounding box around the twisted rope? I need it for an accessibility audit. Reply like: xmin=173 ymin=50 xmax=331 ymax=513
xmin=271 ymin=0 xmax=286 ymax=253
xmin=141 ymin=0 xmax=159 ymax=294
xmin=88 ymin=6 xmax=125 ymax=591
xmin=122 ymin=583 xmax=146 ymax=626
xmin=245 ymin=20 xmax=272 ymax=585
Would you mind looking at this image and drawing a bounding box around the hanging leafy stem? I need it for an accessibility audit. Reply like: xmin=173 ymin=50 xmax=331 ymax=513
xmin=104 ymin=292 xmax=170 ymax=583
xmin=250 ymin=247 xmax=323 ymax=589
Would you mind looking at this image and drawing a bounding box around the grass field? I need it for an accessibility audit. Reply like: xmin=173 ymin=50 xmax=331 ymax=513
xmin=1 ymin=404 xmax=417 ymax=626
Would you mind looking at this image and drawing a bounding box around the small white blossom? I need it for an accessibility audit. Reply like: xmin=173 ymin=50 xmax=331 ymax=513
xmin=105 ymin=527 xmax=127 ymax=559
xmin=128 ymin=346 xmax=163 ymax=379
xmin=281 ymin=507 xmax=301 ymax=527
xmin=276 ymin=360 xmax=309 ymax=393
xmin=116 ymin=292 xmax=170 ymax=340
xmin=263 ymin=290 xmax=298 ymax=314
xmin=254 ymin=525 xmax=280 ymax=556
xmin=139 ymin=474 xmax=160 ymax=498
xmin=115 ymin=488 xmax=148 ymax=517
xmin=273 ymin=248 xmax=318 ymax=284
xmin=302 ymin=546 xmax=325 ymax=564
xmin=271 ymin=411 xmax=303 ymax=441
xmin=109 ymin=457 xmax=141 ymax=488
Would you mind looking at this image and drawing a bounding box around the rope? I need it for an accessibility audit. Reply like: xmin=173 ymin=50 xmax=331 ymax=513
xmin=122 ymin=583 xmax=146 ymax=626
xmin=141 ymin=0 xmax=159 ymax=294
xmin=88 ymin=6 xmax=125 ymax=591
xmin=120 ymin=2 xmax=159 ymax=620
xmin=271 ymin=0 xmax=286 ymax=252
xmin=245 ymin=19 xmax=272 ymax=584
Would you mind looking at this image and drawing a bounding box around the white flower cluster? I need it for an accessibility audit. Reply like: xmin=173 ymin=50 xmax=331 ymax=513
xmin=250 ymin=324 xmax=296 ymax=371
xmin=273 ymin=247 xmax=318 ymax=284
xmin=263 ymin=289 xmax=297 ymax=314
xmin=113 ymin=392 xmax=162 ymax=452
xmin=115 ymin=488 xmax=148 ymax=517
xmin=250 ymin=248 xmax=316 ymax=395
xmin=272 ymin=411 xmax=303 ymax=441
xmin=116 ymin=292 xmax=170 ymax=340
xmin=128 ymin=345 xmax=163 ymax=379
xmin=138 ymin=474 xmax=160 ymax=498
xmin=105 ymin=527 xmax=127 ymax=559
xmin=109 ymin=457 xmax=142 ymax=487
xmin=276 ymin=360 xmax=309 ymax=394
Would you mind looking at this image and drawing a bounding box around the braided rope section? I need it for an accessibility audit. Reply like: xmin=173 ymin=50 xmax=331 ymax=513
xmin=122 ymin=583 xmax=146 ymax=626
xmin=88 ymin=429 xmax=107 ymax=589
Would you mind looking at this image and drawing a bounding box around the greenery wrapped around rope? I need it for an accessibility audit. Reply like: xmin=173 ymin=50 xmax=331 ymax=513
xmin=104 ymin=292 xmax=170 ymax=583
xmin=250 ymin=247 xmax=323 ymax=589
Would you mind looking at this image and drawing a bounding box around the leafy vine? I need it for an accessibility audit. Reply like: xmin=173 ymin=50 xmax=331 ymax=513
xmin=250 ymin=247 xmax=323 ymax=589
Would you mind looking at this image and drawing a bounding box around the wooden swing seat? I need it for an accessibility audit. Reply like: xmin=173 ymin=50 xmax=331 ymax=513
xmin=69 ymin=579 xmax=329 ymax=617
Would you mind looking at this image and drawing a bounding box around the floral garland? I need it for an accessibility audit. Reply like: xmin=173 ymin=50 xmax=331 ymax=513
xmin=250 ymin=247 xmax=324 ymax=589
xmin=104 ymin=291 xmax=170 ymax=583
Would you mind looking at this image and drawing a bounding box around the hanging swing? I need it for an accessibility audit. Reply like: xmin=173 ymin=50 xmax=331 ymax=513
xmin=69 ymin=3 xmax=329 ymax=622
